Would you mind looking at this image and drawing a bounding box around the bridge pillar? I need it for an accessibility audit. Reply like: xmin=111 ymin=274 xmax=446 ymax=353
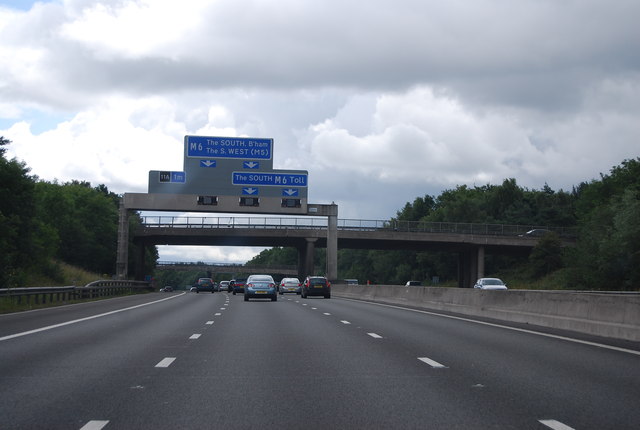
xmin=326 ymin=204 xmax=338 ymax=281
xmin=458 ymin=246 xmax=485 ymax=288
xmin=116 ymin=199 xmax=129 ymax=279
xmin=303 ymin=238 xmax=317 ymax=278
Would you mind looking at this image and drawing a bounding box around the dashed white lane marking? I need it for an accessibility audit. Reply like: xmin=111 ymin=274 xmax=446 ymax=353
xmin=0 ymin=293 xmax=186 ymax=342
xmin=220 ymin=308 xmax=226 ymax=310
xmin=302 ymin=303 xmax=308 ymax=306
xmin=311 ymin=307 xmax=317 ymax=310
xmin=189 ymin=334 xmax=201 ymax=340
xmin=418 ymin=357 xmax=447 ymax=368
xmin=340 ymin=320 xmax=351 ymax=325
xmin=340 ymin=298 xmax=640 ymax=357
xmin=215 ymin=313 xmax=222 ymax=316
xmin=367 ymin=333 xmax=383 ymax=339
xmin=206 ymin=321 xmax=214 ymax=325
xmin=155 ymin=357 xmax=176 ymax=368
xmin=539 ymin=419 xmax=575 ymax=430
xmin=79 ymin=421 xmax=109 ymax=430
xmin=323 ymin=312 xmax=331 ymax=315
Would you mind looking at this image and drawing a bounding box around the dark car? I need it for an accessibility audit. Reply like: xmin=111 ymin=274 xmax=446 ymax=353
xmin=196 ymin=277 xmax=216 ymax=293
xmin=230 ymin=278 xmax=247 ymax=295
xmin=244 ymin=275 xmax=277 ymax=302
xmin=301 ymin=276 xmax=331 ymax=299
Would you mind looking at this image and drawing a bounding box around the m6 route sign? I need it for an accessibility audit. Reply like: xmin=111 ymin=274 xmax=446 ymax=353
xmin=186 ymin=135 xmax=272 ymax=160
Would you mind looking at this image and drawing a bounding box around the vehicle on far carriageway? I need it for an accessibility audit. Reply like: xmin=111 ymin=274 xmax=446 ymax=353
xmin=473 ymin=278 xmax=508 ymax=290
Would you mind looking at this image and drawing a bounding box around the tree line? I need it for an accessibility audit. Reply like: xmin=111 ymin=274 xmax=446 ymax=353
xmin=0 ymin=137 xmax=154 ymax=288
xmin=248 ymin=159 xmax=640 ymax=291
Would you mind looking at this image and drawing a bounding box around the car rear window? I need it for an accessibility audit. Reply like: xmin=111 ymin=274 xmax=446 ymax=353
xmin=309 ymin=278 xmax=327 ymax=285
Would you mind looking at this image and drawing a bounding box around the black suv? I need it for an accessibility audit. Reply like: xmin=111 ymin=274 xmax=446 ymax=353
xmin=230 ymin=278 xmax=247 ymax=295
xmin=301 ymin=276 xmax=331 ymax=299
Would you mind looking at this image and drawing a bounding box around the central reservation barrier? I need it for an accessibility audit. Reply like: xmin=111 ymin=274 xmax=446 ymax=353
xmin=331 ymin=284 xmax=640 ymax=342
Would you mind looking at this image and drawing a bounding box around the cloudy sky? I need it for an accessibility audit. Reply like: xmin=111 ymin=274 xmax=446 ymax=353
xmin=2 ymin=0 xmax=639 ymax=263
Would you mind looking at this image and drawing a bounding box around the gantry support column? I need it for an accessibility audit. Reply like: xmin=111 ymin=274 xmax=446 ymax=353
xmin=458 ymin=246 xmax=485 ymax=288
xmin=326 ymin=203 xmax=338 ymax=281
xmin=116 ymin=199 xmax=129 ymax=279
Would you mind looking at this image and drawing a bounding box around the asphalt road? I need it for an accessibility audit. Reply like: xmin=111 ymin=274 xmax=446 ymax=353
xmin=1 ymin=291 xmax=639 ymax=429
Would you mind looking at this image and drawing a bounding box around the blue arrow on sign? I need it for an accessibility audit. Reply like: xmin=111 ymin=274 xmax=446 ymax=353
xmin=242 ymin=187 xmax=259 ymax=195
xmin=200 ymin=160 xmax=216 ymax=168
xmin=282 ymin=188 xmax=299 ymax=197
xmin=243 ymin=161 xmax=260 ymax=169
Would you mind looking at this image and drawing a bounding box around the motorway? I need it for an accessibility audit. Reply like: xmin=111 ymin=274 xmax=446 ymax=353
xmin=1 ymin=292 xmax=639 ymax=430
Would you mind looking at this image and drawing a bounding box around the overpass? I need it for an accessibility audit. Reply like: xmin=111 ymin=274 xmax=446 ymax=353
xmin=132 ymin=216 xmax=575 ymax=287
xmin=156 ymin=261 xmax=298 ymax=276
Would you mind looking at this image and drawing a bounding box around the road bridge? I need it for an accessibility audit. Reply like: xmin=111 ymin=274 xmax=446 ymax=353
xmin=133 ymin=216 xmax=575 ymax=287
xmin=155 ymin=261 xmax=298 ymax=276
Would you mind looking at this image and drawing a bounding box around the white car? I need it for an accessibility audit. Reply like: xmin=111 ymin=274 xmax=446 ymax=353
xmin=279 ymin=277 xmax=301 ymax=295
xmin=473 ymin=278 xmax=508 ymax=290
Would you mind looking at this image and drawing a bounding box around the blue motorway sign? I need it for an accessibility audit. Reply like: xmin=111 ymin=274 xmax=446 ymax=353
xmin=200 ymin=160 xmax=216 ymax=168
xmin=232 ymin=172 xmax=307 ymax=187
xmin=186 ymin=136 xmax=272 ymax=160
xmin=243 ymin=161 xmax=260 ymax=169
xmin=159 ymin=171 xmax=186 ymax=183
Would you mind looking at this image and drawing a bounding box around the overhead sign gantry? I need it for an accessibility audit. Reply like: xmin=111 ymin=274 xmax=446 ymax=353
xmin=136 ymin=135 xmax=309 ymax=214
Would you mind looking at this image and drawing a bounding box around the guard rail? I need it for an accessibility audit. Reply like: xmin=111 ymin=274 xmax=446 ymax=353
xmin=0 ymin=280 xmax=152 ymax=307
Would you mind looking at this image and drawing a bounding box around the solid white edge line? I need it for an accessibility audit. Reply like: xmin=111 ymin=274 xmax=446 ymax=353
xmin=539 ymin=419 xmax=575 ymax=430
xmin=79 ymin=420 xmax=109 ymax=430
xmin=367 ymin=333 xmax=383 ymax=338
xmin=0 ymin=293 xmax=186 ymax=342
xmin=155 ymin=357 xmax=176 ymax=368
xmin=339 ymin=298 xmax=640 ymax=357
xmin=418 ymin=357 xmax=447 ymax=368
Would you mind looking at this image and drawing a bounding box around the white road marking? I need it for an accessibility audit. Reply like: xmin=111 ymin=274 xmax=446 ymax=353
xmin=340 ymin=320 xmax=351 ymax=325
xmin=323 ymin=312 xmax=331 ymax=315
xmin=312 ymin=307 xmax=317 ymax=310
xmin=367 ymin=333 xmax=383 ymax=338
xmin=418 ymin=357 xmax=447 ymax=368
xmin=155 ymin=357 xmax=176 ymax=368
xmin=214 ymin=313 xmax=222 ymax=316
xmin=206 ymin=321 xmax=214 ymax=325
xmin=189 ymin=334 xmax=201 ymax=340
xmin=0 ymin=293 xmax=186 ymax=342
xmin=340 ymin=298 xmax=640 ymax=357
xmin=539 ymin=419 xmax=575 ymax=430
xmin=220 ymin=308 xmax=226 ymax=310
xmin=79 ymin=421 xmax=109 ymax=430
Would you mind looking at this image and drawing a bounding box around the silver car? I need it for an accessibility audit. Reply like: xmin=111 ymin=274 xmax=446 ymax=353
xmin=278 ymin=277 xmax=301 ymax=295
xmin=473 ymin=278 xmax=508 ymax=290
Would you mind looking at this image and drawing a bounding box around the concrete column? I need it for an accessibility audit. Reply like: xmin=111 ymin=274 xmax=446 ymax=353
xmin=116 ymin=199 xmax=129 ymax=279
xmin=326 ymin=203 xmax=338 ymax=281
xmin=296 ymin=244 xmax=306 ymax=281
xmin=304 ymin=238 xmax=317 ymax=277
xmin=135 ymin=244 xmax=146 ymax=281
xmin=477 ymin=246 xmax=485 ymax=280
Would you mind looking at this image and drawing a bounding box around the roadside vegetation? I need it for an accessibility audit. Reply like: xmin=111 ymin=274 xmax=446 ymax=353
xmin=0 ymin=136 xmax=155 ymax=289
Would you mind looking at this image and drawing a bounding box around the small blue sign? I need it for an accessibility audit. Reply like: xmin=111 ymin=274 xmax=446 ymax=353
xmin=200 ymin=160 xmax=217 ymax=168
xmin=232 ymin=172 xmax=307 ymax=187
xmin=186 ymin=136 xmax=272 ymax=160
xmin=282 ymin=188 xmax=299 ymax=197
xmin=243 ymin=161 xmax=260 ymax=169
xmin=159 ymin=171 xmax=186 ymax=183
xmin=242 ymin=187 xmax=259 ymax=195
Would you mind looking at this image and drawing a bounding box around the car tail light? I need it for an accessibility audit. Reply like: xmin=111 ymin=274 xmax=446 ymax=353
xmin=327 ymin=282 xmax=331 ymax=287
